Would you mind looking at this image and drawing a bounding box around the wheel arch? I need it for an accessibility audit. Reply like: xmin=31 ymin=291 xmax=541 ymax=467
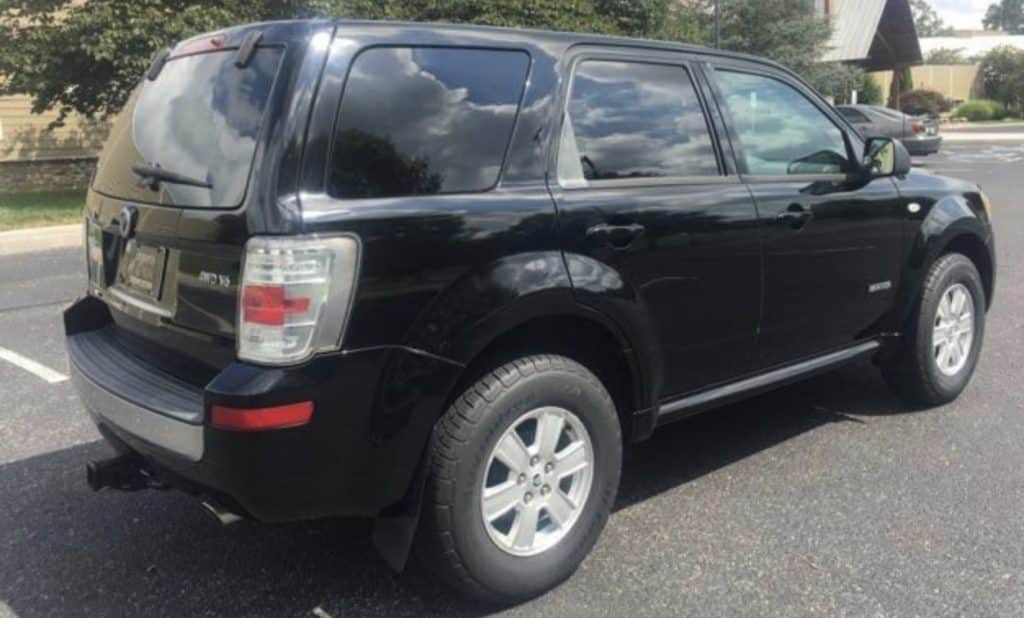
xmin=891 ymin=194 xmax=995 ymax=333
xmin=445 ymin=311 xmax=649 ymax=444
xmin=940 ymin=233 xmax=994 ymax=308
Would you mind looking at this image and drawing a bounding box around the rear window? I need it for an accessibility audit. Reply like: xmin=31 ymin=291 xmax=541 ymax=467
xmin=838 ymin=107 xmax=869 ymax=123
xmin=327 ymin=47 xmax=530 ymax=199
xmin=92 ymin=47 xmax=283 ymax=208
xmin=871 ymin=106 xmax=905 ymax=120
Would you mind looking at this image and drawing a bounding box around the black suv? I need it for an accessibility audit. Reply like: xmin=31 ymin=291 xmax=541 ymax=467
xmin=66 ymin=20 xmax=996 ymax=603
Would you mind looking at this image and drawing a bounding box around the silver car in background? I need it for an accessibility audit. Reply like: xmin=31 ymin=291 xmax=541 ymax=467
xmin=838 ymin=104 xmax=942 ymax=156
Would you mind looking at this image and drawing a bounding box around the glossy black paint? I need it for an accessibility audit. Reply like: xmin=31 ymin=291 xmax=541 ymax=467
xmin=68 ymin=20 xmax=995 ymax=526
xmin=744 ymin=176 xmax=906 ymax=367
xmin=890 ymin=170 xmax=996 ymax=328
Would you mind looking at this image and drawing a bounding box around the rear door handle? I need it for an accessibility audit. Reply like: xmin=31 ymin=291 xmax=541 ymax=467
xmin=776 ymin=204 xmax=813 ymax=230
xmin=586 ymin=223 xmax=645 ymax=248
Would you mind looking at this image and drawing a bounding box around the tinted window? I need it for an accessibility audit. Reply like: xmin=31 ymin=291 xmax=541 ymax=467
xmin=92 ymin=48 xmax=283 ymax=208
xmin=559 ymin=61 xmax=718 ymax=185
xmin=327 ymin=47 xmax=529 ymax=198
xmin=871 ymin=106 xmax=906 ymax=120
xmin=838 ymin=107 xmax=869 ymax=123
xmin=716 ymin=70 xmax=853 ymax=176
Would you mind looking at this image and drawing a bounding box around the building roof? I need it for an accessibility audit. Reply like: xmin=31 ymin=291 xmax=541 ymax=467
xmin=920 ymin=34 xmax=1024 ymax=58
xmin=822 ymin=0 xmax=922 ymax=70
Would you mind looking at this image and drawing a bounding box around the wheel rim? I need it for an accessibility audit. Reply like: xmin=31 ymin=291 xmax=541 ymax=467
xmin=932 ymin=282 xmax=975 ymax=377
xmin=480 ymin=406 xmax=594 ymax=557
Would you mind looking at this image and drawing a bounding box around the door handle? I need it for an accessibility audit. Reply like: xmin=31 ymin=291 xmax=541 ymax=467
xmin=776 ymin=203 xmax=813 ymax=230
xmin=586 ymin=222 xmax=645 ymax=248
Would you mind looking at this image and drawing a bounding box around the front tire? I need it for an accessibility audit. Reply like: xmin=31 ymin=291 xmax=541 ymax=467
xmin=883 ymin=253 xmax=986 ymax=405
xmin=416 ymin=355 xmax=622 ymax=604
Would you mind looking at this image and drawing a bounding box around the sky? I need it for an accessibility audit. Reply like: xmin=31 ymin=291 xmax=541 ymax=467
xmin=931 ymin=0 xmax=990 ymax=30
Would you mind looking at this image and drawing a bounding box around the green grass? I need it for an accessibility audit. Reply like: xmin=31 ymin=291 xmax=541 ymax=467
xmin=0 ymin=189 xmax=85 ymax=231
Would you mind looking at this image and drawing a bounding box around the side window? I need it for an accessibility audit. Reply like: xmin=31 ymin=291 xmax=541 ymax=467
xmin=558 ymin=60 xmax=719 ymax=187
xmin=327 ymin=47 xmax=529 ymax=198
xmin=715 ymin=70 xmax=854 ymax=176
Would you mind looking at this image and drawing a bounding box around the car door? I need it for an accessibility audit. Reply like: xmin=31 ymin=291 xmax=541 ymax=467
xmin=550 ymin=49 xmax=763 ymax=397
xmin=708 ymin=64 xmax=905 ymax=368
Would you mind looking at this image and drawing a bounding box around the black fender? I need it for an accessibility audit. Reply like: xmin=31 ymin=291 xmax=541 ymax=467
xmin=889 ymin=183 xmax=995 ymax=335
xmin=402 ymin=251 xmax=659 ymax=418
xmin=562 ymin=252 xmax=663 ymax=439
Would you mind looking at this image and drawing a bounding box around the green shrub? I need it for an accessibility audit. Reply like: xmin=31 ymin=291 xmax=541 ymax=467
xmin=955 ymin=101 xmax=992 ymax=121
xmin=900 ymin=89 xmax=950 ymax=116
xmin=955 ymin=99 xmax=1008 ymax=121
xmin=858 ymin=73 xmax=884 ymax=105
xmin=989 ymin=100 xmax=1009 ymax=120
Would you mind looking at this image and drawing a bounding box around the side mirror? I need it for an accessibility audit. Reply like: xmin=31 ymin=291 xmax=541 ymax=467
xmin=862 ymin=137 xmax=911 ymax=178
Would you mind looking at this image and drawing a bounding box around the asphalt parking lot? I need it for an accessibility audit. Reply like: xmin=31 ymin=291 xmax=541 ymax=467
xmin=1 ymin=137 xmax=1022 ymax=617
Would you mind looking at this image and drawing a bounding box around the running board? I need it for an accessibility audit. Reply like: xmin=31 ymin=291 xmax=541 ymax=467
xmin=655 ymin=340 xmax=881 ymax=426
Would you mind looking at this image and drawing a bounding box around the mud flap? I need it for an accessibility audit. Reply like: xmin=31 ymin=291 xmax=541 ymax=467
xmin=372 ymin=442 xmax=431 ymax=572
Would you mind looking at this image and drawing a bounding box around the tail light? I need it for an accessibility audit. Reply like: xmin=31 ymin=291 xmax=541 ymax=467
xmin=174 ymin=32 xmax=227 ymax=58
xmin=912 ymin=121 xmax=926 ymax=134
xmin=238 ymin=235 xmax=360 ymax=365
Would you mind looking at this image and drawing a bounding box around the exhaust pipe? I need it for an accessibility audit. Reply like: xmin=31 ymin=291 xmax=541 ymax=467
xmin=201 ymin=500 xmax=244 ymax=526
xmin=86 ymin=455 xmax=161 ymax=492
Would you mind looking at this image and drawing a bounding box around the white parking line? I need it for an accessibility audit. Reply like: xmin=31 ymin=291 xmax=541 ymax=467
xmin=0 ymin=346 xmax=68 ymax=384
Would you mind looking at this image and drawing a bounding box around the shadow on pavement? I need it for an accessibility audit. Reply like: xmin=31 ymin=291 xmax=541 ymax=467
xmin=0 ymin=360 xmax=916 ymax=617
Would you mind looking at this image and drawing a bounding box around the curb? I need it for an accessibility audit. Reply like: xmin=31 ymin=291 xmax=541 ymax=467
xmin=0 ymin=223 xmax=82 ymax=257
xmin=942 ymin=133 xmax=1024 ymax=143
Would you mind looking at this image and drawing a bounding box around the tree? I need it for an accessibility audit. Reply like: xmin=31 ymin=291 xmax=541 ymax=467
xmin=857 ymin=72 xmax=885 ymax=105
xmin=983 ymin=0 xmax=1024 ymax=34
xmin=2 ymin=0 xmax=836 ymax=124
xmin=888 ymin=65 xmax=914 ymax=109
xmin=803 ymin=62 xmax=860 ymax=103
xmin=911 ymin=0 xmax=954 ymax=37
xmin=0 ymin=0 xmax=673 ymax=124
xmin=687 ymin=0 xmax=831 ymax=76
xmin=925 ymin=47 xmax=970 ymax=64
xmin=977 ymin=45 xmax=1024 ymax=112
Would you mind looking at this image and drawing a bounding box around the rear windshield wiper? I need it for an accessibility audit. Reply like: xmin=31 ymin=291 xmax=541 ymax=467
xmin=132 ymin=163 xmax=213 ymax=191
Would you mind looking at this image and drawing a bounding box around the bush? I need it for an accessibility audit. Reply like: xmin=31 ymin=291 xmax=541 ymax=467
xmin=989 ymin=100 xmax=1009 ymax=120
xmin=954 ymin=99 xmax=1008 ymax=121
xmin=900 ymin=89 xmax=950 ymax=116
xmin=858 ymin=73 xmax=884 ymax=105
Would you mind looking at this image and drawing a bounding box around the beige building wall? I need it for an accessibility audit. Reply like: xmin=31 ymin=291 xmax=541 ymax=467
xmin=870 ymin=65 xmax=982 ymax=104
xmin=0 ymin=95 xmax=108 ymax=163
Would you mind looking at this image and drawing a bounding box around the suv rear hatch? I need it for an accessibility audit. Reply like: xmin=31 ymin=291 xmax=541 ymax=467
xmin=84 ymin=23 xmax=325 ymax=376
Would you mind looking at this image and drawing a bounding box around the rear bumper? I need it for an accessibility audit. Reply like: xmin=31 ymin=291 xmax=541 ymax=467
xmin=72 ymin=364 xmax=205 ymax=461
xmin=902 ymin=135 xmax=942 ymax=155
xmin=65 ymin=296 xmax=463 ymax=522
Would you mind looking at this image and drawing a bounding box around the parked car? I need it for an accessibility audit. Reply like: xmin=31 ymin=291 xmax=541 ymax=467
xmin=66 ymin=20 xmax=996 ymax=604
xmin=837 ymin=104 xmax=943 ymax=156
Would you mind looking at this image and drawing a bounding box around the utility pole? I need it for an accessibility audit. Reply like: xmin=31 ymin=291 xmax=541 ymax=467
xmin=714 ymin=0 xmax=721 ymax=48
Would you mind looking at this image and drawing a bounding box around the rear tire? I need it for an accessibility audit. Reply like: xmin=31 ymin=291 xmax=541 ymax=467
xmin=883 ymin=253 xmax=986 ymax=405
xmin=416 ymin=355 xmax=622 ymax=604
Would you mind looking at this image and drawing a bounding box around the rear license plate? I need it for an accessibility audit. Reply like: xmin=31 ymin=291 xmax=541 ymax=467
xmin=117 ymin=242 xmax=167 ymax=299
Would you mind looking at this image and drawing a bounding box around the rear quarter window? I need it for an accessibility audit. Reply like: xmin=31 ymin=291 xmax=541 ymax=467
xmin=326 ymin=47 xmax=530 ymax=199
